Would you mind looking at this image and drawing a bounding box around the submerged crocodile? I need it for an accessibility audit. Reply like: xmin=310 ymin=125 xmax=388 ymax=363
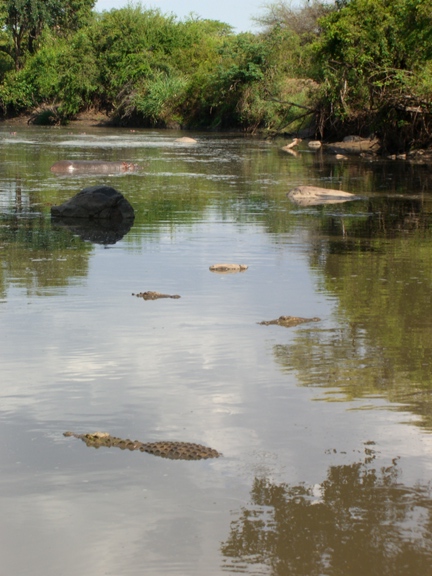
xmin=258 ymin=315 xmax=321 ymax=328
xmin=63 ymin=431 xmax=220 ymax=460
xmin=132 ymin=291 xmax=181 ymax=300
xmin=209 ymin=263 xmax=248 ymax=273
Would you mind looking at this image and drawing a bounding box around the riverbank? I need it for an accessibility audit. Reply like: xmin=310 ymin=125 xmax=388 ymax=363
xmin=2 ymin=109 xmax=111 ymax=128
xmin=3 ymin=111 xmax=432 ymax=164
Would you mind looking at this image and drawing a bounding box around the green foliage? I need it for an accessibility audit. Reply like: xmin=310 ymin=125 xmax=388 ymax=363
xmin=53 ymin=31 xmax=99 ymax=117
xmin=53 ymin=0 xmax=96 ymax=34
xmin=89 ymin=6 xmax=235 ymax=126
xmin=171 ymin=17 xmax=232 ymax=73
xmin=0 ymin=67 xmax=34 ymax=113
xmin=0 ymin=0 xmax=431 ymax=146
xmin=314 ymin=0 xmax=401 ymax=110
xmin=181 ymin=23 xmax=320 ymax=132
xmin=5 ymin=29 xmax=99 ymax=120
xmin=0 ymin=31 xmax=14 ymax=79
xmin=116 ymin=71 xmax=187 ymax=126
xmin=91 ymin=7 xmax=178 ymax=101
xmin=313 ymin=0 xmax=432 ymax=146
xmin=181 ymin=33 xmax=269 ymax=129
xmin=1 ymin=0 xmax=95 ymax=69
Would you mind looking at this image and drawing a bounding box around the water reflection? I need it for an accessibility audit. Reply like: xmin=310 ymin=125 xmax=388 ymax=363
xmin=222 ymin=447 xmax=432 ymax=576
xmin=2 ymin=126 xmax=432 ymax=576
xmin=270 ymin=195 xmax=432 ymax=429
xmin=52 ymin=216 xmax=134 ymax=245
xmin=0 ymin=215 xmax=91 ymax=296
xmin=316 ymin=197 xmax=432 ymax=244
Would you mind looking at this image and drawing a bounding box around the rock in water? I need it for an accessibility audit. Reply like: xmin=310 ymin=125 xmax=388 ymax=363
xmin=174 ymin=137 xmax=197 ymax=143
xmin=287 ymin=185 xmax=361 ymax=206
xmin=51 ymin=185 xmax=135 ymax=221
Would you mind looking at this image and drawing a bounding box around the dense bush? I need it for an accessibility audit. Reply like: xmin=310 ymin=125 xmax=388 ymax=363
xmin=313 ymin=0 xmax=432 ymax=148
xmin=0 ymin=0 xmax=430 ymax=148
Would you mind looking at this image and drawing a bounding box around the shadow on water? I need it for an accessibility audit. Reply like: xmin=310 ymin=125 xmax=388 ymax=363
xmin=221 ymin=447 xmax=432 ymax=576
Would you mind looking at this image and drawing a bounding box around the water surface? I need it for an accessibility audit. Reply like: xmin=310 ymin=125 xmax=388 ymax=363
xmin=1 ymin=125 xmax=432 ymax=575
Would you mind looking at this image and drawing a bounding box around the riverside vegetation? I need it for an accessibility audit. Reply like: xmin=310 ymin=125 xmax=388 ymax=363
xmin=0 ymin=0 xmax=431 ymax=151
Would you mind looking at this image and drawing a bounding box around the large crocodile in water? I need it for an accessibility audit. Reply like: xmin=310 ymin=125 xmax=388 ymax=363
xmin=63 ymin=431 xmax=220 ymax=460
xmin=258 ymin=316 xmax=321 ymax=328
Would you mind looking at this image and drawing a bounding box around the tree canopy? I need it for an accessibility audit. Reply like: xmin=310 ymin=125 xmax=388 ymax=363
xmin=1 ymin=0 xmax=95 ymax=69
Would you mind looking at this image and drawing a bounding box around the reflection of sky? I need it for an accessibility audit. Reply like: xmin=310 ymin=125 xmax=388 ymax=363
xmin=2 ymin=221 xmax=432 ymax=470
xmin=1 ymin=130 xmax=432 ymax=575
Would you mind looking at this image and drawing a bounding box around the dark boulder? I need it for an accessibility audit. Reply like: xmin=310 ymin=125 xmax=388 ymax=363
xmin=50 ymin=185 xmax=135 ymax=221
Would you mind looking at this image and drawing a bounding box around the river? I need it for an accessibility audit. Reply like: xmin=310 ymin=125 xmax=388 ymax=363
xmin=1 ymin=124 xmax=432 ymax=576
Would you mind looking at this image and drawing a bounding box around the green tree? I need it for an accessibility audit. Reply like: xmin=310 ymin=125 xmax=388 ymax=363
xmin=313 ymin=0 xmax=432 ymax=147
xmin=27 ymin=29 xmax=99 ymax=119
xmin=90 ymin=6 xmax=233 ymax=126
xmin=1 ymin=0 xmax=95 ymax=69
xmin=182 ymin=33 xmax=273 ymax=130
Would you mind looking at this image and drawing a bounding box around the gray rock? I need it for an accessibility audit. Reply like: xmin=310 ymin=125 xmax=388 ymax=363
xmin=51 ymin=185 xmax=135 ymax=221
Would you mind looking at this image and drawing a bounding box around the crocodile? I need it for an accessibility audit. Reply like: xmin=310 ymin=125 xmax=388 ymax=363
xmin=132 ymin=291 xmax=181 ymax=300
xmin=63 ymin=431 xmax=220 ymax=460
xmin=258 ymin=315 xmax=321 ymax=328
xmin=209 ymin=263 xmax=248 ymax=273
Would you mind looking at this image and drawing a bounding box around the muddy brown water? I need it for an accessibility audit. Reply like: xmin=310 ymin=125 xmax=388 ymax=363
xmin=1 ymin=125 xmax=432 ymax=575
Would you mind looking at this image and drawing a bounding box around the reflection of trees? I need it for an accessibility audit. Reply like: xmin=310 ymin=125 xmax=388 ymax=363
xmin=314 ymin=197 xmax=432 ymax=246
xmin=0 ymin=216 xmax=92 ymax=297
xmin=273 ymin=325 xmax=432 ymax=428
xmin=271 ymin=197 xmax=432 ymax=429
xmin=221 ymin=451 xmax=432 ymax=576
